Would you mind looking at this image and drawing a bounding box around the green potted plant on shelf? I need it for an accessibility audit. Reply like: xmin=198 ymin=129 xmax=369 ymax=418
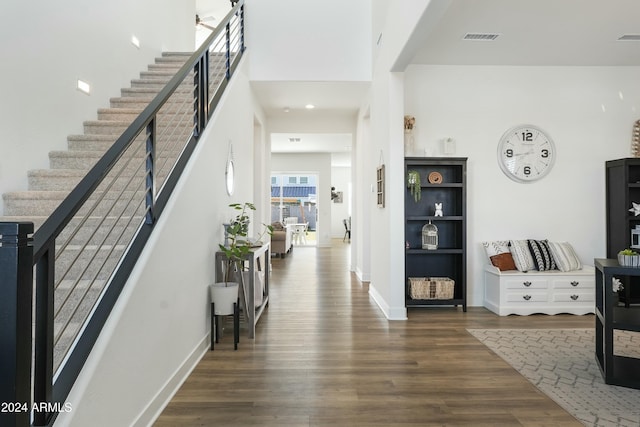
xmin=618 ymin=248 xmax=640 ymax=268
xmin=211 ymin=203 xmax=273 ymax=315
xmin=407 ymin=170 xmax=421 ymax=202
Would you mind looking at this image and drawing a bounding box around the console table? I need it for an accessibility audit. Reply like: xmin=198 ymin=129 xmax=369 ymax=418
xmin=594 ymin=258 xmax=640 ymax=389
xmin=215 ymin=242 xmax=269 ymax=339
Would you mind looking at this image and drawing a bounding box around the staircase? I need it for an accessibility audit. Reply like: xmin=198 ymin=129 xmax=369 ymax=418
xmin=1 ymin=52 xmax=197 ymax=370
xmin=0 ymin=5 xmax=246 ymax=425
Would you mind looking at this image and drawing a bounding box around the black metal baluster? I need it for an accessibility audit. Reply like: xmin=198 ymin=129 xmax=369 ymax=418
xmin=145 ymin=120 xmax=157 ymax=225
xmin=33 ymin=243 xmax=55 ymax=426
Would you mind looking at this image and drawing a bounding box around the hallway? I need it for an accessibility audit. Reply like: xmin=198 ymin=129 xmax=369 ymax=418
xmin=154 ymin=240 xmax=589 ymax=426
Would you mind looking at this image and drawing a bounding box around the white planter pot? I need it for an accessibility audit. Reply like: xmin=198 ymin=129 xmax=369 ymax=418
xmin=618 ymin=254 xmax=640 ymax=267
xmin=210 ymin=282 xmax=239 ymax=315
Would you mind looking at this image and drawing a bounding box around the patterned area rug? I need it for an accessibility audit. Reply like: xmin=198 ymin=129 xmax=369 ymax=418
xmin=467 ymin=329 xmax=640 ymax=427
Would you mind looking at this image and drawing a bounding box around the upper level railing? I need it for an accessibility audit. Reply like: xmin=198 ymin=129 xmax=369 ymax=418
xmin=0 ymin=2 xmax=244 ymax=426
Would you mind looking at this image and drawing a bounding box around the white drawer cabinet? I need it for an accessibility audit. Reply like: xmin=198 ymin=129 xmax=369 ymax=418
xmin=484 ymin=264 xmax=595 ymax=316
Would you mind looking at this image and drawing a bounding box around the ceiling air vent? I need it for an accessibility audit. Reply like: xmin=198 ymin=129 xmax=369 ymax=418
xmin=618 ymin=34 xmax=640 ymax=41
xmin=463 ymin=33 xmax=500 ymax=41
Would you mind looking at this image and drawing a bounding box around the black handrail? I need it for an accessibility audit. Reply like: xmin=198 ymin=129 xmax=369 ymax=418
xmin=0 ymin=2 xmax=245 ymax=426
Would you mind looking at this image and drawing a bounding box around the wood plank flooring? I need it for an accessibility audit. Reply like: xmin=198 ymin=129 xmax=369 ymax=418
xmin=154 ymin=240 xmax=592 ymax=426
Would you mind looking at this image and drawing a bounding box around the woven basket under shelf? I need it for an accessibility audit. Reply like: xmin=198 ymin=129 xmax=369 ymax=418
xmin=409 ymin=277 xmax=454 ymax=300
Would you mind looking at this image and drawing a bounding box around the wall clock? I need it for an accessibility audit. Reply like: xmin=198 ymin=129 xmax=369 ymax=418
xmin=497 ymin=124 xmax=556 ymax=183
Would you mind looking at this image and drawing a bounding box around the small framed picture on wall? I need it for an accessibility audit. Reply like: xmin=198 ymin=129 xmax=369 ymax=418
xmin=377 ymin=165 xmax=385 ymax=208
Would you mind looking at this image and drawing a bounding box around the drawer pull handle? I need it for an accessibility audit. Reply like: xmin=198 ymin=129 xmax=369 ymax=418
xmin=570 ymin=295 xmax=579 ymax=300
xmin=523 ymin=295 xmax=532 ymax=301
xmin=523 ymin=281 xmax=532 ymax=287
xmin=571 ymin=281 xmax=579 ymax=287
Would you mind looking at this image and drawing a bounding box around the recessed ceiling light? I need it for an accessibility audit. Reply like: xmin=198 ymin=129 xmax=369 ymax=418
xmin=77 ymin=79 xmax=91 ymax=95
xmin=305 ymin=104 xmax=315 ymax=109
xmin=131 ymin=35 xmax=140 ymax=49
xmin=283 ymin=107 xmax=290 ymax=113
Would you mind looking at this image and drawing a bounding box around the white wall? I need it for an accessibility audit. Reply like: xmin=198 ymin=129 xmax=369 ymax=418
xmin=354 ymin=109 xmax=372 ymax=281
xmin=404 ymin=65 xmax=638 ymax=306
xmin=330 ymin=166 xmax=351 ymax=238
xmin=271 ymin=153 xmax=332 ymax=247
xmin=245 ymin=0 xmax=371 ymax=82
xmin=362 ymin=0 xmax=432 ymax=320
xmin=56 ymin=57 xmax=261 ymax=427
xmin=0 ymin=0 xmax=195 ymax=214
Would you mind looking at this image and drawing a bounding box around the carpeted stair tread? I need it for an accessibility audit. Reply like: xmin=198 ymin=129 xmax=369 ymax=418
xmin=83 ymin=119 xmax=132 ymax=135
xmin=122 ymin=86 xmax=193 ymax=96
xmin=96 ymin=110 xmax=142 ymax=122
xmin=139 ymin=70 xmax=186 ymax=80
xmin=148 ymin=63 xmax=186 ymax=71
xmin=67 ymin=134 xmax=118 ymax=151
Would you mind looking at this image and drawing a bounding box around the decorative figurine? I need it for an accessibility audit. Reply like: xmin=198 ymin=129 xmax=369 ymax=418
xmin=434 ymin=202 xmax=443 ymax=217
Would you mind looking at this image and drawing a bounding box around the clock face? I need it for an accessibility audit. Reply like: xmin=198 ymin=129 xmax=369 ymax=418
xmin=497 ymin=125 xmax=556 ymax=183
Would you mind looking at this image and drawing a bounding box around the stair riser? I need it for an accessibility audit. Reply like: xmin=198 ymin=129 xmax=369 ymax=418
xmin=109 ymin=97 xmax=194 ymax=109
xmin=56 ymin=246 xmax=126 ymax=281
xmin=122 ymin=86 xmax=194 ymax=98
xmin=30 ymin=171 xmax=139 ymax=192
xmin=50 ymin=145 xmax=183 ymax=170
xmin=29 ymin=168 xmax=172 ymax=192
xmin=55 ymin=289 xmax=103 ymax=336
xmin=96 ymin=111 xmax=142 ymax=122
xmin=96 ymin=107 xmax=192 ymax=121
xmin=29 ymin=173 xmax=83 ymax=191
xmin=4 ymin=193 xmax=148 ymax=217
xmin=83 ymin=122 xmax=129 ymax=136
xmin=57 ymin=218 xmax=142 ymax=246
xmin=148 ymin=63 xmax=185 ymax=71
xmin=139 ymin=71 xmax=190 ymax=80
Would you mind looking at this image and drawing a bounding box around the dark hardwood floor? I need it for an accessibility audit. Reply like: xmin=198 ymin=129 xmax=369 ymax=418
xmin=154 ymin=240 xmax=591 ymax=426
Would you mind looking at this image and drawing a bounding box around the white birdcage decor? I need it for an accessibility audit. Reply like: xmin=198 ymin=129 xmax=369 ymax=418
xmin=422 ymin=221 xmax=438 ymax=250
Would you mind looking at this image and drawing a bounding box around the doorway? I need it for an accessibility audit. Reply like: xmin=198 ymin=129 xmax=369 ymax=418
xmin=271 ymin=173 xmax=318 ymax=246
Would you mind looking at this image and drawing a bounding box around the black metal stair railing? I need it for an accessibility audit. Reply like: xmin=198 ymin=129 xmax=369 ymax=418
xmin=0 ymin=2 xmax=245 ymax=426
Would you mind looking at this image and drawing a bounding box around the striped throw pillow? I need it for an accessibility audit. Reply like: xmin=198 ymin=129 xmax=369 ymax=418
xmin=509 ymin=240 xmax=536 ymax=272
xmin=547 ymin=241 xmax=582 ymax=272
xmin=527 ymin=239 xmax=557 ymax=271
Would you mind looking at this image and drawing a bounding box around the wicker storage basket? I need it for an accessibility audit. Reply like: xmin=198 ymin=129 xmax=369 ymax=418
xmin=409 ymin=277 xmax=454 ymax=300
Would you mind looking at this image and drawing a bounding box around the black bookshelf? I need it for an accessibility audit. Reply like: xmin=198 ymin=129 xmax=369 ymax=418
xmin=404 ymin=157 xmax=467 ymax=311
xmin=605 ymin=158 xmax=640 ymax=304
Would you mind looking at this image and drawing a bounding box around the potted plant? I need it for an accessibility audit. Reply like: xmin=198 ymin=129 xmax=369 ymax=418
xmin=407 ymin=170 xmax=421 ymax=202
xmin=618 ymin=248 xmax=640 ymax=267
xmin=211 ymin=202 xmax=272 ymax=316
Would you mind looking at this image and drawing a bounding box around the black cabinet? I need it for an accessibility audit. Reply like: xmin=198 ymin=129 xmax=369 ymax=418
xmin=606 ymin=158 xmax=640 ymax=304
xmin=594 ymin=258 xmax=640 ymax=389
xmin=404 ymin=157 xmax=467 ymax=311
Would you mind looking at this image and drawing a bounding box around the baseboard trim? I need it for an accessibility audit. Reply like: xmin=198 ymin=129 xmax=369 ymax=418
xmin=133 ymin=334 xmax=210 ymax=427
xmin=368 ymin=283 xmax=407 ymax=320
xmin=355 ymin=267 xmax=370 ymax=283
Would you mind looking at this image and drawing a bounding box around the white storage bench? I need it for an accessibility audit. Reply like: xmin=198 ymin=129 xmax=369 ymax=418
xmin=483 ymin=264 xmax=595 ymax=316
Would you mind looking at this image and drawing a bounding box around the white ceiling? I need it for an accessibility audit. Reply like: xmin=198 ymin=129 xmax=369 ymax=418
xmin=410 ymin=0 xmax=640 ymax=66
xmin=251 ymin=0 xmax=640 ymax=162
